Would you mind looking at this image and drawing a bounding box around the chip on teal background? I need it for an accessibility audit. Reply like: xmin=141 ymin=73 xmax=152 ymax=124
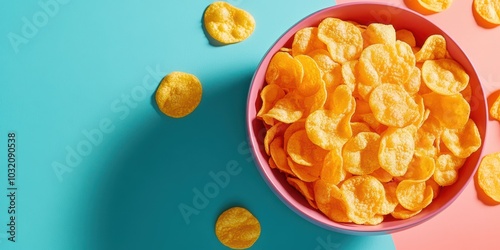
xmin=0 ymin=0 xmax=395 ymax=249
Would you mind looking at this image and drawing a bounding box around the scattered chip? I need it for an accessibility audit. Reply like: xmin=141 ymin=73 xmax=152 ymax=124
xmin=473 ymin=0 xmax=500 ymax=25
xmin=155 ymin=71 xmax=202 ymax=118
xmin=490 ymin=94 xmax=500 ymax=121
xmin=215 ymin=207 xmax=261 ymax=249
xmin=416 ymin=0 xmax=454 ymax=13
xmin=204 ymin=1 xmax=256 ymax=44
xmin=477 ymin=152 xmax=500 ymax=202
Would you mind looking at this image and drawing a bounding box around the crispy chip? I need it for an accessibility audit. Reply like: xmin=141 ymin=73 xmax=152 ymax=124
xmin=369 ymin=83 xmax=419 ymax=127
xmin=477 ymin=152 xmax=500 ymax=202
xmin=317 ymin=18 xmax=363 ymax=63
xmin=204 ymin=1 xmax=255 ymax=44
xmin=257 ymin=84 xmax=286 ymax=119
xmin=215 ymin=207 xmax=261 ymax=249
xmin=403 ymin=155 xmax=436 ymax=181
xmin=341 ymin=175 xmax=385 ymax=224
xmin=269 ymin=137 xmax=294 ymax=176
xmin=306 ymin=109 xmax=352 ymax=150
xmin=288 ymin=157 xmax=322 ymax=182
xmin=391 ymin=204 xmax=422 ymax=219
xmin=396 ymin=29 xmax=416 ymax=47
xmin=473 ymin=0 xmax=500 ymax=25
xmin=414 ymin=35 xmax=448 ymax=62
xmin=292 ymin=27 xmax=327 ymax=57
xmin=287 ymin=177 xmax=317 ymax=208
xmin=321 ymin=148 xmax=348 ymax=185
xmin=417 ymin=0 xmax=454 ymax=13
xmin=423 ymin=92 xmax=470 ymax=130
xmin=295 ymin=55 xmax=323 ymax=96
xmin=265 ymin=51 xmax=304 ymax=90
xmin=379 ymin=127 xmax=416 ymax=177
xmin=433 ymin=153 xmax=466 ymax=186
xmin=422 ymin=59 xmax=470 ymax=95
xmin=342 ymin=132 xmax=381 ymax=175
xmin=307 ymin=49 xmax=342 ymax=91
xmin=314 ymin=179 xmax=351 ymax=223
xmin=287 ymin=130 xmax=328 ymax=167
xmin=441 ymin=119 xmax=482 ymax=158
xmin=396 ymin=179 xmax=434 ymax=211
xmin=155 ymin=71 xmax=202 ymax=118
xmin=363 ymin=23 xmax=396 ymax=46
xmin=264 ymin=92 xmax=304 ymax=123
xmin=490 ymin=94 xmax=500 ymax=121
xmin=379 ymin=182 xmax=399 ymax=215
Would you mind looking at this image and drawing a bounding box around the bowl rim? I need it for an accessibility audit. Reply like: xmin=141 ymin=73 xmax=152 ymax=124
xmin=245 ymin=1 xmax=488 ymax=235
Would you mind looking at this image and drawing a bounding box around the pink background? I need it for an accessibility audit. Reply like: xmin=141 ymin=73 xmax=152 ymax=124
xmin=335 ymin=0 xmax=500 ymax=249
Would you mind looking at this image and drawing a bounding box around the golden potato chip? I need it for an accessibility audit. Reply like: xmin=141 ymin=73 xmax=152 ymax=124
xmin=477 ymin=152 xmax=500 ymax=202
xmin=396 ymin=29 xmax=416 ymax=47
xmin=403 ymin=155 xmax=436 ymax=181
xmin=341 ymin=175 xmax=385 ymax=224
xmin=414 ymin=115 xmax=442 ymax=158
xmin=325 ymin=84 xmax=356 ymax=114
xmin=283 ymin=119 xmax=306 ymax=151
xmin=204 ymin=1 xmax=256 ymax=44
xmin=317 ymin=18 xmax=363 ymax=63
xmin=263 ymin=122 xmax=287 ymax=155
xmin=265 ymin=51 xmax=303 ymax=90
xmin=287 ymin=129 xmax=328 ymax=167
xmin=269 ymin=137 xmax=294 ymax=176
xmin=417 ymin=0 xmax=454 ymax=13
xmin=292 ymin=27 xmax=327 ymax=57
xmin=295 ymin=55 xmax=323 ymax=96
xmin=441 ymin=119 xmax=482 ymax=158
xmin=414 ymin=35 xmax=448 ymax=62
xmin=257 ymin=84 xmax=286 ymax=119
xmin=423 ymin=92 xmax=470 ymax=130
xmin=490 ymin=94 xmax=500 ymax=121
xmin=369 ymin=83 xmax=419 ymax=127
xmin=426 ymin=179 xmax=441 ymax=199
xmin=357 ymin=41 xmax=415 ymax=98
xmin=321 ymin=148 xmax=348 ymax=185
xmin=288 ymin=157 xmax=322 ymax=182
xmin=396 ymin=179 xmax=433 ymax=211
xmin=342 ymin=132 xmax=381 ymax=175
xmin=306 ymin=109 xmax=352 ymax=150
xmin=362 ymin=23 xmax=396 ymax=46
xmin=314 ymin=179 xmax=351 ymax=223
xmin=215 ymin=207 xmax=261 ymax=249
xmin=379 ymin=127 xmax=416 ymax=177
xmin=433 ymin=153 xmax=466 ymax=186
xmin=391 ymin=204 xmax=422 ymax=220
xmin=341 ymin=60 xmax=358 ymax=93
xmin=155 ymin=71 xmax=202 ymax=118
xmin=473 ymin=0 xmax=500 ymax=25
xmin=422 ymin=59 xmax=470 ymax=95
xmin=307 ymin=49 xmax=342 ymax=91
xmin=287 ymin=177 xmax=317 ymax=208
xmin=379 ymin=182 xmax=399 ymax=215
xmin=371 ymin=167 xmax=394 ymax=183
xmin=404 ymin=67 xmax=422 ymax=95
xmin=264 ymin=92 xmax=304 ymax=123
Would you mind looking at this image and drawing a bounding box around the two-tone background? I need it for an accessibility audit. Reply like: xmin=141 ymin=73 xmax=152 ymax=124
xmin=1 ymin=0 xmax=499 ymax=249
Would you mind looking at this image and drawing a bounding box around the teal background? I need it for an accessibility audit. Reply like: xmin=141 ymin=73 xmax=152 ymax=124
xmin=0 ymin=0 xmax=395 ymax=249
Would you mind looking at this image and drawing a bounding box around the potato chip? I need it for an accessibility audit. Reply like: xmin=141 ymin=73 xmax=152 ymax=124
xmin=155 ymin=71 xmax=202 ymax=118
xmin=404 ymin=67 xmax=422 ymax=95
xmin=350 ymin=122 xmax=372 ymax=135
xmin=314 ymin=179 xmax=351 ymax=223
xmin=433 ymin=153 xmax=466 ymax=186
xmin=306 ymin=109 xmax=352 ymax=150
xmin=263 ymin=122 xmax=288 ymax=155
xmin=414 ymin=115 xmax=442 ymax=158
xmin=441 ymin=119 xmax=482 ymax=158
xmin=379 ymin=127 xmax=416 ymax=177
xmin=287 ymin=177 xmax=317 ymax=208
xmin=325 ymin=84 xmax=356 ymax=114
xmin=341 ymin=175 xmax=385 ymax=224
xmin=426 ymin=179 xmax=441 ymax=199
xmin=362 ymin=23 xmax=396 ymax=46
xmin=342 ymin=132 xmax=381 ymax=175
xmin=490 ymin=94 xmax=500 ymax=121
xmin=215 ymin=207 xmax=261 ymax=249
xmin=317 ymin=18 xmax=363 ymax=63
xmin=287 ymin=130 xmax=328 ymax=167
xmin=417 ymin=0 xmax=454 ymax=13
xmin=288 ymin=157 xmax=322 ymax=182
xmin=295 ymin=55 xmax=323 ymax=96
xmin=477 ymin=152 xmax=500 ymax=202
xmin=307 ymin=49 xmax=342 ymax=91
xmin=473 ymin=0 xmax=500 ymax=25
xmin=204 ymin=1 xmax=256 ymax=44
xmin=423 ymin=92 xmax=470 ymax=130
xmin=292 ymin=27 xmax=327 ymax=57
xmin=396 ymin=29 xmax=416 ymax=47
xmin=391 ymin=204 xmax=422 ymax=220
xmin=371 ymin=167 xmax=394 ymax=183
xmin=341 ymin=60 xmax=358 ymax=93
xmin=269 ymin=137 xmax=294 ymax=176
xmin=321 ymin=148 xmax=348 ymax=185
xmin=257 ymin=84 xmax=286 ymax=119
xmin=403 ymin=155 xmax=436 ymax=181
xmin=357 ymin=41 xmax=415 ymax=98
xmin=414 ymin=35 xmax=448 ymax=62
xmin=422 ymin=59 xmax=470 ymax=95
xmin=379 ymin=182 xmax=399 ymax=215
xmin=265 ymin=51 xmax=304 ymax=90
xmin=283 ymin=119 xmax=306 ymax=151
xmin=369 ymin=83 xmax=419 ymax=127
xmin=396 ymin=179 xmax=433 ymax=211
xmin=264 ymin=91 xmax=304 ymax=123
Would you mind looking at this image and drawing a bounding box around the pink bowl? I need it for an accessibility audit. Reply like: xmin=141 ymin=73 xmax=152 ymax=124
xmin=246 ymin=2 xmax=487 ymax=235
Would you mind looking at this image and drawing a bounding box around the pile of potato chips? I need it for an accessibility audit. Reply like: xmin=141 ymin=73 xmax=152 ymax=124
xmin=257 ymin=17 xmax=482 ymax=225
